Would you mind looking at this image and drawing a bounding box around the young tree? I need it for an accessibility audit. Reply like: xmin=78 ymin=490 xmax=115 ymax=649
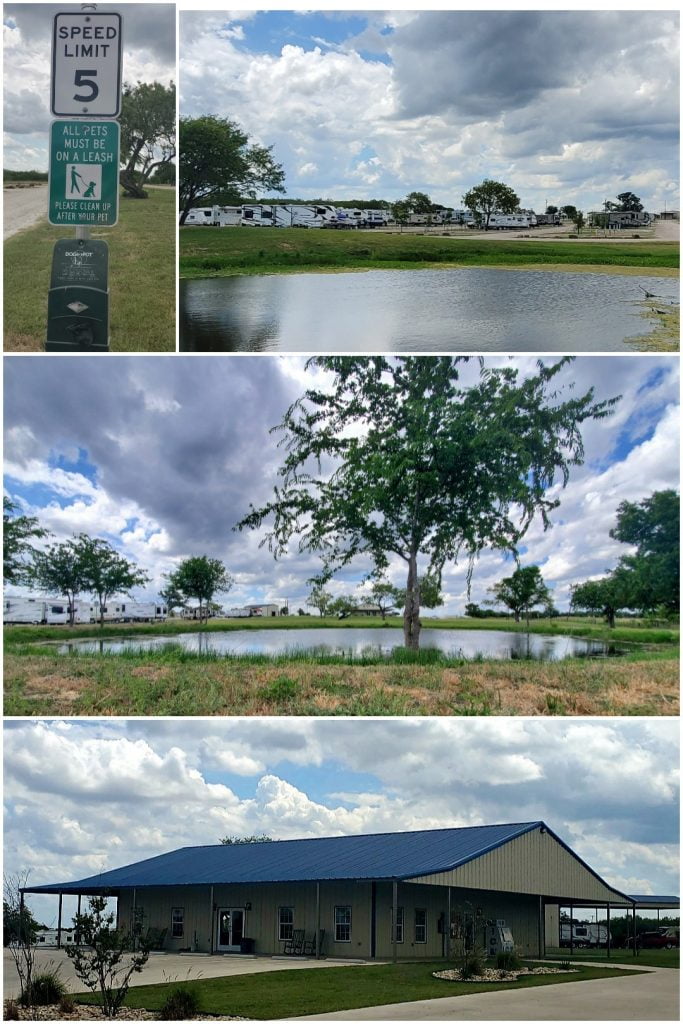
xmin=74 ymin=535 xmax=150 ymax=627
xmin=3 ymin=498 xmax=48 ymax=585
xmin=3 ymin=872 xmax=39 ymax=1004
xmin=462 ymin=179 xmax=519 ymax=230
xmin=391 ymin=199 xmax=411 ymax=232
xmin=369 ymin=579 xmax=401 ymax=618
xmin=159 ymin=577 xmax=185 ymax=617
xmin=65 ymin=895 xmax=151 ymax=1019
xmin=179 ymin=116 xmax=285 ymax=224
xmin=32 ymin=539 xmax=88 ymax=626
xmin=306 ymin=585 xmax=333 ymax=617
xmin=119 ymin=81 xmax=176 ymax=199
xmin=168 ymin=555 xmax=233 ymax=624
xmin=237 ymin=357 xmax=619 ymax=649
xmin=488 ymin=565 xmax=552 ymax=626
xmin=572 ymin=210 xmax=585 ymax=234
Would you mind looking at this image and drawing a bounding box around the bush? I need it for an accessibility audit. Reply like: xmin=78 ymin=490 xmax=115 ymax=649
xmin=23 ymin=969 xmax=67 ymax=1005
xmin=496 ymin=951 xmax=522 ymax=971
xmin=559 ymin=959 xmax=572 ymax=970
xmin=460 ymin=949 xmax=486 ymax=979
xmin=59 ymin=993 xmax=76 ymax=1014
xmin=4 ymin=999 xmax=20 ymax=1020
xmin=159 ymin=986 xmax=201 ymax=1020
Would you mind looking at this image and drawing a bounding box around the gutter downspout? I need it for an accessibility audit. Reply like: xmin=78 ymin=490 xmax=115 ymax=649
xmin=446 ymin=888 xmax=451 ymax=960
xmin=209 ymin=886 xmax=214 ymax=955
xmin=57 ymin=893 xmax=63 ymax=949
xmin=538 ymin=896 xmax=544 ymax=959
xmin=392 ymin=880 xmax=398 ymax=964
xmin=607 ymin=904 xmax=611 ymax=959
xmin=315 ymin=882 xmax=321 ymax=960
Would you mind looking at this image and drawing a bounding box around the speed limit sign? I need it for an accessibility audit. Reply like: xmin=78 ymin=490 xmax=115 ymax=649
xmin=51 ymin=11 xmax=122 ymax=117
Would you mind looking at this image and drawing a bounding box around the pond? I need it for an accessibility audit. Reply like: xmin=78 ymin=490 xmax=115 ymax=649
xmin=51 ymin=627 xmax=619 ymax=661
xmin=179 ymin=268 xmax=677 ymax=352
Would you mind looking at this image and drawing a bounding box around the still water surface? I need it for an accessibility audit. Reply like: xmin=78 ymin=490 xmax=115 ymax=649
xmin=179 ymin=268 xmax=676 ymax=352
xmin=54 ymin=627 xmax=617 ymax=661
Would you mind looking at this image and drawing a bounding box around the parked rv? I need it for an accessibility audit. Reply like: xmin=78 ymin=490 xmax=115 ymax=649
xmin=122 ymin=603 xmax=168 ymax=622
xmin=4 ymin=596 xmax=47 ymax=624
xmin=560 ymin=922 xmax=611 ymax=948
xmin=184 ymin=205 xmax=242 ymax=227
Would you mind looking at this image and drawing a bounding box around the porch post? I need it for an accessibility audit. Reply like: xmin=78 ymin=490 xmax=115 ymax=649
xmin=57 ymin=892 xmax=63 ymax=948
xmin=606 ymin=904 xmax=611 ymax=958
xmin=209 ymin=886 xmax=214 ymax=954
xmin=537 ymin=896 xmax=544 ymax=959
xmin=446 ymin=888 xmax=451 ymax=959
xmin=569 ymin=902 xmax=574 ymax=955
xmin=632 ymin=905 xmax=637 ymax=958
xmin=315 ymin=882 xmax=321 ymax=960
xmin=392 ymin=880 xmax=398 ymax=964
xmin=132 ymin=888 xmax=137 ymax=950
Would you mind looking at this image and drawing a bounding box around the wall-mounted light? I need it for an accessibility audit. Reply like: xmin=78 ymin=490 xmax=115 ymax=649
xmin=540 ymin=827 xmax=547 ymax=834
xmin=245 ymin=901 xmax=252 ymax=911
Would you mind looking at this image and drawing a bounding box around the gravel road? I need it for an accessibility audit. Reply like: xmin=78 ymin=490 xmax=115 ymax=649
xmin=4 ymin=184 xmax=48 ymax=239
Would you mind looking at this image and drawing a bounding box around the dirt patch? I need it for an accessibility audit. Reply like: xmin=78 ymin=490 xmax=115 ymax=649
xmin=22 ymin=672 xmax=88 ymax=706
xmin=3 ymin=332 xmax=41 ymax=351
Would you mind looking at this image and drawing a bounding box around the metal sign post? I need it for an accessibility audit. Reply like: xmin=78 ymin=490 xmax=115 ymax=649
xmin=46 ymin=6 xmax=122 ymax=352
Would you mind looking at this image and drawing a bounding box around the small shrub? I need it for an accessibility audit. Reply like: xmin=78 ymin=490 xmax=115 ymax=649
xmin=24 ymin=969 xmax=67 ymax=1005
xmin=261 ymin=675 xmax=300 ymax=703
xmin=59 ymin=993 xmax=76 ymax=1014
xmin=496 ymin=951 xmax=522 ymax=971
xmin=460 ymin=949 xmax=486 ymax=979
xmin=559 ymin=958 xmax=572 ymax=970
xmin=4 ymin=998 xmax=20 ymax=1020
xmin=159 ymin=986 xmax=201 ymax=1020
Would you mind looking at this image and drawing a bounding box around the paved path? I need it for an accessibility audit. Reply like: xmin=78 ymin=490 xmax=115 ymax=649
xmin=295 ymin=966 xmax=679 ymax=1021
xmin=3 ymin=949 xmax=373 ymax=1000
xmin=3 ymin=184 xmax=48 ymax=239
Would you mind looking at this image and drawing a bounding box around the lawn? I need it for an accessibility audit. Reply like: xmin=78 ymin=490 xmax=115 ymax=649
xmin=546 ymin=948 xmax=679 ymax=969
xmin=4 ymin=187 xmax=175 ymax=351
xmin=4 ymin=615 xmax=678 ymax=716
xmin=179 ymin=226 xmax=679 ymax=279
xmin=75 ymin=960 xmax=645 ymax=1019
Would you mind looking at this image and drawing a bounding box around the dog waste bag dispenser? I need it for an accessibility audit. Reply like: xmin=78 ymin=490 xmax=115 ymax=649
xmin=486 ymin=919 xmax=515 ymax=956
xmin=46 ymin=238 xmax=109 ymax=351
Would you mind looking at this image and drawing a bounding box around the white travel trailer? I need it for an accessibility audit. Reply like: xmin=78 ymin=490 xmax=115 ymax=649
xmin=183 ymin=207 xmax=215 ymax=226
xmin=124 ymin=602 xmax=168 ymax=622
xmin=241 ymin=204 xmax=281 ymax=227
xmin=3 ymin=596 xmax=46 ymax=624
xmin=35 ymin=928 xmax=76 ymax=947
xmin=286 ymin=204 xmax=338 ymax=229
xmin=334 ymin=208 xmax=362 ymax=229
xmin=560 ymin=922 xmax=611 ymax=948
xmin=362 ymin=209 xmax=389 ymax=227
xmin=184 ymin=205 xmax=242 ymax=227
xmin=71 ymin=600 xmax=97 ymax=624
xmin=44 ymin=599 xmax=70 ymax=625
xmin=224 ymin=607 xmax=253 ymax=618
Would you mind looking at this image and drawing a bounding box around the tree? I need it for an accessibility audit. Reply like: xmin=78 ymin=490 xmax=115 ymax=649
xmin=369 ymin=579 xmax=401 ymax=618
xmin=462 ymin=179 xmax=519 ymax=230
xmin=464 ymin=602 xmax=487 ymax=618
xmin=392 ymin=572 xmax=444 ymax=614
xmin=159 ymin=578 xmax=185 ymax=617
xmin=32 ymin=539 xmax=88 ymax=626
xmin=179 ymin=116 xmax=285 ymax=224
xmin=327 ymin=594 xmax=359 ymax=617
xmin=119 ymin=81 xmax=176 ymax=199
xmin=610 ymin=490 xmax=679 ymax=614
xmin=391 ymin=199 xmax=411 ymax=232
xmin=306 ymin=585 xmax=333 ymax=617
xmin=3 ymin=498 xmax=48 ymax=585
xmin=149 ymin=161 xmax=175 ymax=184
xmin=236 ymin=357 xmax=619 ymax=650
xmin=570 ymin=571 xmax=632 ymax=629
xmin=74 ymin=535 xmax=150 ymax=627
xmin=488 ymin=565 xmax=552 ymax=626
xmin=572 ymin=210 xmax=585 ymax=234
xmin=220 ymin=834 xmax=274 ymax=845
xmin=561 ymin=205 xmax=578 ymax=221
xmin=3 ymin=872 xmax=39 ymax=1004
xmin=546 ymin=205 xmax=558 ymax=215
xmin=65 ymin=895 xmax=151 ymax=1019
xmin=616 ymin=191 xmax=643 ymax=212
xmin=168 ymin=555 xmax=233 ymax=624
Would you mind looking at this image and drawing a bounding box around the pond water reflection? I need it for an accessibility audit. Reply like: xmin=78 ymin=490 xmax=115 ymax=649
xmin=179 ymin=268 xmax=676 ymax=352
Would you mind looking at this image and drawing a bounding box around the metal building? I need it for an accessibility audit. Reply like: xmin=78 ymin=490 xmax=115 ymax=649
xmin=23 ymin=822 xmax=636 ymax=960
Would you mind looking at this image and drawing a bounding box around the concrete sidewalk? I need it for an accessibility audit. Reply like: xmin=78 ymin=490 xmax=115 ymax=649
xmin=3 ymin=948 xmax=372 ymax=1000
xmin=294 ymin=966 xmax=679 ymax=1021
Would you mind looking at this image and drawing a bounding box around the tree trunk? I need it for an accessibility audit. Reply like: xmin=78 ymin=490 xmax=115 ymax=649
xmin=403 ymin=553 xmax=421 ymax=649
xmin=119 ymin=168 xmax=148 ymax=199
xmin=606 ymin=607 xmax=616 ymax=629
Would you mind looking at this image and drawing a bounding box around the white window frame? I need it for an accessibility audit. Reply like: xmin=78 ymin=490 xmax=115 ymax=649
xmin=171 ymin=907 xmax=184 ymax=939
xmin=334 ymin=905 xmax=352 ymax=942
xmin=415 ymin=908 xmax=427 ymax=944
xmin=278 ymin=906 xmax=294 ymax=942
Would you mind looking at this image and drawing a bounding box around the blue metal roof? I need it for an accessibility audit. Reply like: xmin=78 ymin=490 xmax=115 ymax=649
xmin=26 ymin=822 xmax=543 ymax=894
xmin=628 ymin=894 xmax=680 ymax=908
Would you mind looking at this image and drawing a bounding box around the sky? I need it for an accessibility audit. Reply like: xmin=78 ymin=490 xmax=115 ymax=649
xmin=3 ymin=2 xmax=175 ymax=172
xmin=3 ymin=354 xmax=680 ymax=614
xmin=4 ymin=718 xmax=679 ymax=924
xmin=179 ymin=9 xmax=680 ymax=213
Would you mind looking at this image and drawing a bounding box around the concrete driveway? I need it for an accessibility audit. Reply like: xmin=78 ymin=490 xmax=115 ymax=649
xmin=3 ymin=948 xmax=375 ymax=1000
xmin=294 ymin=964 xmax=679 ymax=1021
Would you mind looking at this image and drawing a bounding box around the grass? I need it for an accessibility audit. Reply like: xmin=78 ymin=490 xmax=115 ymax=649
xmin=546 ymin=948 xmax=679 ymax=969
xmin=4 ymin=188 xmax=175 ymax=351
xmin=74 ymin=960 xmax=644 ymax=1019
xmin=626 ymin=299 xmax=680 ymax=351
xmin=179 ymin=227 xmax=679 ymax=279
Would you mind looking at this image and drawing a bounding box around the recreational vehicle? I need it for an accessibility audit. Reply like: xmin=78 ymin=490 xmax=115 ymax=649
xmin=560 ymin=922 xmax=611 ymax=948
xmin=184 ymin=206 xmax=242 ymax=227
xmin=4 ymin=596 xmax=47 ymax=624
xmin=286 ymin=204 xmax=339 ymax=229
xmin=123 ymin=603 xmax=168 ymax=622
xmin=224 ymin=607 xmax=253 ymax=618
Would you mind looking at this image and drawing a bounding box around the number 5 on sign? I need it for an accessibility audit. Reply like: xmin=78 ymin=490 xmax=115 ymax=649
xmin=51 ymin=11 xmax=122 ymax=117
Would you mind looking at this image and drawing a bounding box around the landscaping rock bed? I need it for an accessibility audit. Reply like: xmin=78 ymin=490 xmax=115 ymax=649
xmin=7 ymin=1006 xmax=246 ymax=1021
xmin=433 ymin=965 xmax=579 ymax=983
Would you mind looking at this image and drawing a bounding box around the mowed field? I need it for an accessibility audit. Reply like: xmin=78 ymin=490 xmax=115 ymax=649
xmin=4 ymin=616 xmax=678 ymax=717
xmin=179 ymin=226 xmax=679 ymax=278
xmin=4 ymin=187 xmax=176 ymax=351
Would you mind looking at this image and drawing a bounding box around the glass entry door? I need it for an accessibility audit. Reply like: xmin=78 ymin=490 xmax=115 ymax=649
xmin=216 ymin=908 xmax=244 ymax=951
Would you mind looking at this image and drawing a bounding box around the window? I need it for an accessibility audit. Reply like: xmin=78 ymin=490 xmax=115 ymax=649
xmin=334 ymin=906 xmax=351 ymax=942
xmin=278 ymin=907 xmax=294 ymax=941
xmin=415 ymin=909 xmax=427 ymax=944
xmin=171 ymin=907 xmax=184 ymax=938
xmin=391 ymin=906 xmax=404 ymax=943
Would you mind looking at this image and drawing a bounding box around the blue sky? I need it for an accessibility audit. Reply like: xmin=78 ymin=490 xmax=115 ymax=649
xmin=4 ymin=719 xmax=679 ymax=926
xmin=3 ymin=355 xmax=680 ymax=613
xmin=179 ymin=9 xmax=680 ymax=210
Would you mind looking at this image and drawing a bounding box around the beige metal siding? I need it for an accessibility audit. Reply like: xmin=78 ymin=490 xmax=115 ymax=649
xmin=410 ymin=828 xmax=625 ymax=903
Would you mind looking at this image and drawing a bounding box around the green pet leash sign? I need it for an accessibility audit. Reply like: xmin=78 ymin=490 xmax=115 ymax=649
xmin=48 ymin=119 xmax=120 ymax=226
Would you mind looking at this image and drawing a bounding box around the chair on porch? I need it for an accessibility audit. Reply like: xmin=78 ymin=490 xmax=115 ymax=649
xmin=282 ymin=928 xmax=305 ymax=955
xmin=303 ymin=929 xmax=325 ymax=957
